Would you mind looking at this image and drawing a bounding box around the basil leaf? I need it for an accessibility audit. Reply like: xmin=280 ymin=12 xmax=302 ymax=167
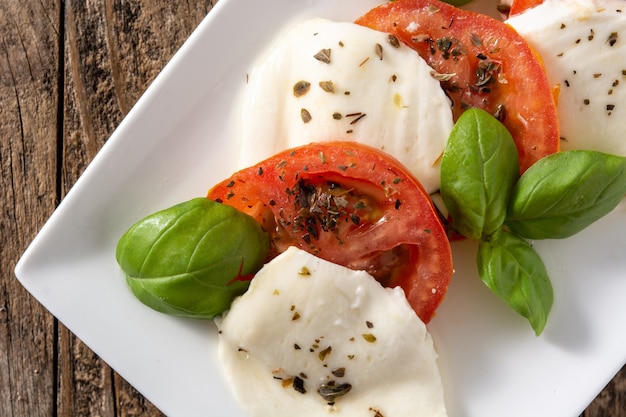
xmin=116 ymin=198 xmax=270 ymax=319
xmin=441 ymin=108 xmax=520 ymax=239
xmin=477 ymin=230 xmax=553 ymax=335
xmin=506 ymin=150 xmax=626 ymax=239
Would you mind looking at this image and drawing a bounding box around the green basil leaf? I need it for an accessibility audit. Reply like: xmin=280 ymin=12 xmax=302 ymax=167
xmin=477 ymin=230 xmax=553 ymax=335
xmin=116 ymin=198 xmax=270 ymax=319
xmin=506 ymin=150 xmax=626 ymax=239
xmin=441 ymin=108 xmax=520 ymax=240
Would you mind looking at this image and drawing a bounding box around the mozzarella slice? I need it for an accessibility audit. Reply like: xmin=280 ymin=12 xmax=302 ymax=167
xmin=239 ymin=18 xmax=454 ymax=194
xmin=506 ymin=0 xmax=626 ymax=155
xmin=216 ymin=247 xmax=447 ymax=417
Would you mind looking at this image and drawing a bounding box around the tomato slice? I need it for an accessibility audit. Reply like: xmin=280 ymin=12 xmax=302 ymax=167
xmin=207 ymin=142 xmax=453 ymax=323
xmin=355 ymin=0 xmax=559 ymax=172
xmin=509 ymin=0 xmax=544 ymax=16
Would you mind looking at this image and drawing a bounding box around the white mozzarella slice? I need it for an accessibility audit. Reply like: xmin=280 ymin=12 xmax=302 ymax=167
xmin=216 ymin=247 xmax=447 ymax=417
xmin=506 ymin=0 xmax=626 ymax=155
xmin=239 ymin=18 xmax=454 ymax=193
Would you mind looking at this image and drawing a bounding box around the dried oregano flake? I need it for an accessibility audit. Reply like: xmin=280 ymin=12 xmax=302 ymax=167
xmin=314 ymin=48 xmax=331 ymax=64
xmin=293 ymin=80 xmax=311 ymax=97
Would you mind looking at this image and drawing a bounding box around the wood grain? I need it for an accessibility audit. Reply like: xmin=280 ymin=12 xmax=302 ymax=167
xmin=0 ymin=0 xmax=624 ymax=416
xmin=1 ymin=0 xmax=60 ymax=415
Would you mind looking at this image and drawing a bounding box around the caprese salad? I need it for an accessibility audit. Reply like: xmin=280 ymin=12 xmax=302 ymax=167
xmin=115 ymin=0 xmax=626 ymax=415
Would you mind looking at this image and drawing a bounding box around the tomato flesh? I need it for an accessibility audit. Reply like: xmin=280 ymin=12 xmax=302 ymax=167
xmin=208 ymin=142 xmax=453 ymax=323
xmin=355 ymin=0 xmax=559 ymax=172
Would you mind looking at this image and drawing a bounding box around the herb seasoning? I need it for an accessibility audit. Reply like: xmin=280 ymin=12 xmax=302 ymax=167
xmin=301 ymin=108 xmax=312 ymax=123
xmin=388 ymin=34 xmax=400 ymax=48
xmin=369 ymin=407 xmax=385 ymax=417
xmin=319 ymin=80 xmax=335 ymax=93
xmin=293 ymin=376 xmax=306 ymax=394
xmin=362 ymin=333 xmax=377 ymax=343
xmin=293 ymin=80 xmax=311 ymax=97
xmin=318 ymin=383 xmax=352 ymax=403
xmin=314 ymin=48 xmax=332 ymax=64
xmin=375 ymin=43 xmax=383 ymax=60
xmin=319 ymin=346 xmax=332 ymax=361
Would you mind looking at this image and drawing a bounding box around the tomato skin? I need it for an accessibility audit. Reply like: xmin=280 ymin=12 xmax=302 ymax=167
xmin=207 ymin=141 xmax=453 ymax=323
xmin=355 ymin=0 xmax=559 ymax=172
xmin=509 ymin=0 xmax=544 ymax=15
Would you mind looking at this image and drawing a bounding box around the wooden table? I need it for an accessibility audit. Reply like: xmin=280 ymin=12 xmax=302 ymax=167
xmin=1 ymin=1 xmax=624 ymax=416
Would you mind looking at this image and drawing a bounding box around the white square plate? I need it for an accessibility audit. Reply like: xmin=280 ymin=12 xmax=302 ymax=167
xmin=15 ymin=0 xmax=626 ymax=416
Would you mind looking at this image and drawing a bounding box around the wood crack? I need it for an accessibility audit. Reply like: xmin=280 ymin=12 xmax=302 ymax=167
xmin=104 ymin=0 xmax=130 ymax=115
xmin=65 ymin=0 xmax=98 ymax=161
xmin=38 ymin=0 xmax=60 ymax=37
xmin=56 ymin=0 xmax=65 ymax=207
xmin=53 ymin=2 xmax=65 ymax=415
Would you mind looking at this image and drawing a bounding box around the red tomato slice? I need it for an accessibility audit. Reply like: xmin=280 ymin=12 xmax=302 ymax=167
xmin=355 ymin=0 xmax=559 ymax=172
xmin=207 ymin=142 xmax=453 ymax=323
xmin=509 ymin=0 xmax=544 ymax=16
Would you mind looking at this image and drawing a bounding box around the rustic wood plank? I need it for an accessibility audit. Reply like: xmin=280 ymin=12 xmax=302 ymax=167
xmin=583 ymin=365 xmax=626 ymax=417
xmin=57 ymin=324 xmax=117 ymax=416
xmin=60 ymin=0 xmax=216 ymax=415
xmin=0 ymin=1 xmax=61 ymax=416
